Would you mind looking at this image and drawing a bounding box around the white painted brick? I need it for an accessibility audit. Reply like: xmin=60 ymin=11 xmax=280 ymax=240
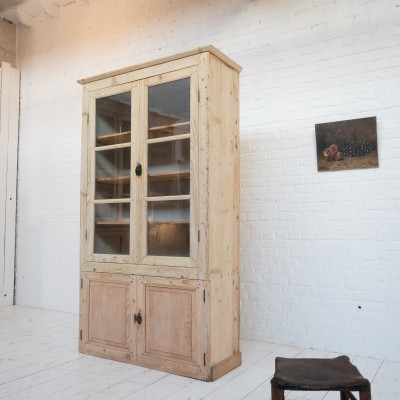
xmin=13 ymin=0 xmax=400 ymax=362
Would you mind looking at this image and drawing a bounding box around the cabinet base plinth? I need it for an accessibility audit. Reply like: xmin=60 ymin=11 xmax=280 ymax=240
xmin=210 ymin=352 xmax=242 ymax=381
xmin=79 ymin=343 xmax=133 ymax=365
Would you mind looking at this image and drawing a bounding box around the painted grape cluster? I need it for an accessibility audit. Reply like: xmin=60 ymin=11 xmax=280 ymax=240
xmin=337 ymin=140 xmax=377 ymax=158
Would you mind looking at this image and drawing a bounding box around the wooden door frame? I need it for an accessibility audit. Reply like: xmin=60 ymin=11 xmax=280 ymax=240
xmin=139 ymin=67 xmax=199 ymax=269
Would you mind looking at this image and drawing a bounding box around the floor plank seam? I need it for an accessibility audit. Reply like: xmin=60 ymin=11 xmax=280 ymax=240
xmin=0 ymin=353 xmax=87 ymax=388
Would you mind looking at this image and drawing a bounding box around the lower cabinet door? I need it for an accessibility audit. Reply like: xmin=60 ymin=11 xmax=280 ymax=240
xmin=80 ymin=272 xmax=135 ymax=363
xmin=136 ymin=277 xmax=207 ymax=380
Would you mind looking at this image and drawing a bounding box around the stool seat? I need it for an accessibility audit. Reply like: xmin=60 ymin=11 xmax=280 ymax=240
xmin=270 ymin=356 xmax=371 ymax=400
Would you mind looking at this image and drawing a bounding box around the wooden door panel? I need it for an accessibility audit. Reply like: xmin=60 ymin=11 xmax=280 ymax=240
xmin=88 ymin=281 xmax=128 ymax=347
xmin=146 ymin=287 xmax=193 ymax=360
xmin=137 ymin=277 xmax=206 ymax=379
xmin=80 ymin=272 xmax=135 ymax=363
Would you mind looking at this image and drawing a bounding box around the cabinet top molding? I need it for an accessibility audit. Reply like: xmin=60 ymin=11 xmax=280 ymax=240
xmin=77 ymin=45 xmax=242 ymax=85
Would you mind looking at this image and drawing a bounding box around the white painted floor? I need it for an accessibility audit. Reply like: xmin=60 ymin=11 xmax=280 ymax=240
xmin=0 ymin=306 xmax=398 ymax=399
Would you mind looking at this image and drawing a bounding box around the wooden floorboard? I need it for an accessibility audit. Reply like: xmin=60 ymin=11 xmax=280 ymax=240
xmin=0 ymin=306 xmax=398 ymax=399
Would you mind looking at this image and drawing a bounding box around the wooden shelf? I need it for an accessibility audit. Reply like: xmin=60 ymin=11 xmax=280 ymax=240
xmin=149 ymin=121 xmax=189 ymax=132
xmin=148 ymin=220 xmax=189 ymax=225
xmin=96 ymin=176 xmax=131 ymax=184
xmin=96 ymin=131 xmax=131 ymax=145
xmin=148 ymin=170 xmax=190 ymax=183
xmin=95 ymin=194 xmax=131 ymax=198
xmin=148 ymin=122 xmax=190 ymax=138
xmin=96 ymin=221 xmax=130 ymax=226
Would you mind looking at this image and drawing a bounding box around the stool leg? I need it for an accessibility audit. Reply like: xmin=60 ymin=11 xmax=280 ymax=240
xmin=271 ymin=387 xmax=284 ymax=400
xmin=359 ymin=391 xmax=371 ymax=400
xmin=341 ymin=392 xmax=358 ymax=400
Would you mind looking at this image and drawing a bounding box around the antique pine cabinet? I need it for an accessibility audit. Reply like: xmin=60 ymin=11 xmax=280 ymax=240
xmin=78 ymin=46 xmax=241 ymax=381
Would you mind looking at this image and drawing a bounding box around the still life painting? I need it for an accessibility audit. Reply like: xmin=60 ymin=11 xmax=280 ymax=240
xmin=315 ymin=116 xmax=378 ymax=172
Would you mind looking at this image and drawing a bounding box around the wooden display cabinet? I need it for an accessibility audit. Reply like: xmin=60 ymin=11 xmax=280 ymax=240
xmin=79 ymin=46 xmax=241 ymax=381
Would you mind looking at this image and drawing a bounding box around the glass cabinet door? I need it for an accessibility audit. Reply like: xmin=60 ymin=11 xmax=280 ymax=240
xmin=145 ymin=77 xmax=193 ymax=260
xmin=87 ymin=72 xmax=197 ymax=265
xmin=93 ymin=91 xmax=132 ymax=256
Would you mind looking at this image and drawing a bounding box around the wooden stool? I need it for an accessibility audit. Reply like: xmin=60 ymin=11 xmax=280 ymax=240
xmin=270 ymin=356 xmax=371 ymax=400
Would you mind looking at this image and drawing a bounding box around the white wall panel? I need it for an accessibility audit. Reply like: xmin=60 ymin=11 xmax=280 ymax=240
xmin=0 ymin=62 xmax=20 ymax=306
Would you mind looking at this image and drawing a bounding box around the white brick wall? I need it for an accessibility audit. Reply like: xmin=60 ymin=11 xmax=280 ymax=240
xmin=15 ymin=0 xmax=400 ymax=361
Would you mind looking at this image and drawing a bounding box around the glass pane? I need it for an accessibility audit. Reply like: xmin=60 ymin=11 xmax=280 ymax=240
xmin=96 ymin=92 xmax=131 ymax=147
xmin=94 ymin=203 xmax=130 ymax=255
xmin=147 ymin=200 xmax=189 ymax=257
xmin=148 ymin=139 xmax=190 ymax=197
xmin=95 ymin=147 xmax=131 ymax=200
xmin=148 ymin=78 xmax=190 ymax=139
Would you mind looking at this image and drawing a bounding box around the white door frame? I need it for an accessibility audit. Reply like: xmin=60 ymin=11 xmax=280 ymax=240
xmin=0 ymin=62 xmax=20 ymax=306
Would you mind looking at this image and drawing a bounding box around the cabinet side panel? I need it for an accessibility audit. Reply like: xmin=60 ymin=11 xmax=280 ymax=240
xmin=207 ymin=55 xmax=240 ymax=366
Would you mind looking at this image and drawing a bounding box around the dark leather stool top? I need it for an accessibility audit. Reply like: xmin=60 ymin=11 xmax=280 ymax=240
xmin=271 ymin=356 xmax=371 ymax=392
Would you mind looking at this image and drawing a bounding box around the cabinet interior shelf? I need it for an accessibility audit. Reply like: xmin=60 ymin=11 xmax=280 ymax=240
xmin=96 ymin=176 xmax=131 ymax=184
xmin=96 ymin=221 xmax=130 ymax=226
xmin=148 ymin=220 xmax=189 ymax=225
xmin=95 ymin=221 xmax=188 ymax=226
xmin=149 ymin=121 xmax=189 ymax=131
xmin=148 ymin=121 xmax=190 ymax=136
xmin=96 ymin=131 xmax=131 ymax=145
xmin=148 ymin=170 xmax=190 ymax=182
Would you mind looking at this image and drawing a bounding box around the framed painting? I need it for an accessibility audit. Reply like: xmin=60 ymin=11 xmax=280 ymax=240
xmin=315 ymin=116 xmax=378 ymax=172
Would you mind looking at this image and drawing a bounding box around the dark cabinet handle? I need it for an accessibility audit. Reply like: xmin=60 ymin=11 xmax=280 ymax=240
xmin=135 ymin=163 xmax=142 ymax=177
xmin=134 ymin=312 xmax=142 ymax=324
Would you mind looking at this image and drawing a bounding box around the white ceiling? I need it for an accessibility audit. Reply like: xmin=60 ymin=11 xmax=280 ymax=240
xmin=0 ymin=1 xmax=27 ymax=12
xmin=0 ymin=0 xmax=87 ymax=27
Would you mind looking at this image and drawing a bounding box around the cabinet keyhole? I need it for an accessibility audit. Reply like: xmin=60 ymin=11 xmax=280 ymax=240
xmin=134 ymin=312 xmax=142 ymax=324
xmin=135 ymin=163 xmax=142 ymax=176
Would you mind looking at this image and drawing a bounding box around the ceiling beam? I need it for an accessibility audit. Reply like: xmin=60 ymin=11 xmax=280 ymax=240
xmin=0 ymin=0 xmax=85 ymax=26
xmin=0 ymin=0 xmax=32 ymax=15
xmin=3 ymin=8 xmax=36 ymax=27
xmin=40 ymin=0 xmax=61 ymax=18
